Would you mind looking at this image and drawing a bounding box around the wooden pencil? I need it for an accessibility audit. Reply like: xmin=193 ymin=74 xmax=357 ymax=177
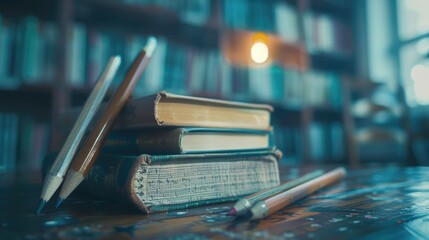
xmin=56 ymin=37 xmax=157 ymax=206
xmin=228 ymin=170 xmax=325 ymax=216
xmin=36 ymin=56 xmax=121 ymax=215
xmin=250 ymin=167 xmax=346 ymax=220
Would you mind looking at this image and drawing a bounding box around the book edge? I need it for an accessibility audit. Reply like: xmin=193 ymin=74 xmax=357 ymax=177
xmin=159 ymin=91 xmax=274 ymax=112
xmin=126 ymin=154 xmax=152 ymax=213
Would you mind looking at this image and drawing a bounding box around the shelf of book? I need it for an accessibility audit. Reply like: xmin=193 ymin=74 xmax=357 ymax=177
xmin=0 ymin=0 xmax=359 ymax=168
xmin=74 ymin=0 xmax=219 ymax=49
xmin=272 ymin=104 xmax=342 ymax=122
xmin=0 ymin=0 xmax=354 ymax=88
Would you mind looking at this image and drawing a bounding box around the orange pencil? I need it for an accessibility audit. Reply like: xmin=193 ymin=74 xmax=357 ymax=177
xmin=228 ymin=169 xmax=325 ymax=216
xmin=250 ymin=167 xmax=346 ymax=220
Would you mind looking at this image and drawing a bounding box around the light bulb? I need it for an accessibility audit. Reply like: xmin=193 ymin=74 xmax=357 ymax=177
xmin=251 ymin=42 xmax=269 ymax=64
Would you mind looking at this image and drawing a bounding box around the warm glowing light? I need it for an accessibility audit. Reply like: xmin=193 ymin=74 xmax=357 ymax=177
xmin=411 ymin=64 xmax=429 ymax=105
xmin=251 ymin=42 xmax=269 ymax=64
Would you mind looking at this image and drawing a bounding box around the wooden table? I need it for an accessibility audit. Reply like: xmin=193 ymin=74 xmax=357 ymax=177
xmin=1 ymin=166 xmax=429 ymax=239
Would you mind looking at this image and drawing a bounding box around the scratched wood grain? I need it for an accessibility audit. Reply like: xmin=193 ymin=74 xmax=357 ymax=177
xmin=1 ymin=166 xmax=429 ymax=239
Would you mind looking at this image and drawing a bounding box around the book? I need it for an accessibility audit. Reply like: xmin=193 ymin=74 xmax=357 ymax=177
xmin=0 ymin=113 xmax=19 ymax=172
xmin=44 ymin=149 xmax=281 ymax=213
xmin=102 ymin=127 xmax=272 ymax=154
xmin=19 ymin=116 xmax=50 ymax=170
xmin=60 ymin=91 xmax=273 ymax=131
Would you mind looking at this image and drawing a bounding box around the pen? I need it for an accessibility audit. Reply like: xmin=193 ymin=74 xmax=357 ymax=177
xmin=36 ymin=56 xmax=121 ymax=214
xmin=228 ymin=169 xmax=325 ymax=216
xmin=250 ymin=167 xmax=346 ymax=220
xmin=56 ymin=37 xmax=157 ymax=207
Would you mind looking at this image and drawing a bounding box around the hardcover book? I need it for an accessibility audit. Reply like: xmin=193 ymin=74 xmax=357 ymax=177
xmin=102 ymin=128 xmax=272 ymax=154
xmin=45 ymin=149 xmax=281 ymax=213
xmin=60 ymin=91 xmax=273 ymax=131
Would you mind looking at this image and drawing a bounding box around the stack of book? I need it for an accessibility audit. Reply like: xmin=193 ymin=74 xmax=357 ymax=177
xmin=58 ymin=91 xmax=281 ymax=213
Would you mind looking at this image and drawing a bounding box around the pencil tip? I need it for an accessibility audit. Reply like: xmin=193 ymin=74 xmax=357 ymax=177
xmin=39 ymin=174 xmax=64 ymax=207
xmin=227 ymin=208 xmax=237 ymax=216
xmin=55 ymin=198 xmax=64 ymax=208
xmin=144 ymin=36 xmax=157 ymax=57
xmin=36 ymin=199 xmax=47 ymax=215
xmin=58 ymin=169 xmax=84 ymax=206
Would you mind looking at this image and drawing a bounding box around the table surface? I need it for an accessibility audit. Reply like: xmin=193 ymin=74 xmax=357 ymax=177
xmin=1 ymin=165 xmax=429 ymax=239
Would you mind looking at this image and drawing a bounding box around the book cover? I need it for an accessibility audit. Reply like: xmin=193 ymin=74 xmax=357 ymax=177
xmin=60 ymin=91 xmax=273 ymax=131
xmin=102 ymin=127 xmax=272 ymax=154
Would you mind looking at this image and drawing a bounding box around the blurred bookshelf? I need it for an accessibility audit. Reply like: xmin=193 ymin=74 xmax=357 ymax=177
xmin=0 ymin=0 xmax=366 ymax=171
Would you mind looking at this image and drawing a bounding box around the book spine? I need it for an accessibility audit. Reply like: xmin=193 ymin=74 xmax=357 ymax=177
xmin=112 ymin=92 xmax=161 ymax=128
xmin=58 ymin=92 xmax=160 ymax=130
xmin=49 ymin=153 xmax=151 ymax=212
xmin=103 ymin=128 xmax=183 ymax=154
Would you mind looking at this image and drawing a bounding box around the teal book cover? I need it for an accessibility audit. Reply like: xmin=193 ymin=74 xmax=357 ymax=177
xmin=102 ymin=127 xmax=274 ymax=155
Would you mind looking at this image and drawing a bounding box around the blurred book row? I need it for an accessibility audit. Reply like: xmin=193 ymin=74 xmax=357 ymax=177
xmin=0 ymin=15 xmax=343 ymax=109
xmin=309 ymin=122 xmax=345 ymax=162
xmin=274 ymin=123 xmax=345 ymax=164
xmin=0 ymin=113 xmax=50 ymax=172
xmin=305 ymin=12 xmax=352 ymax=56
xmin=0 ymin=113 xmax=18 ymax=171
xmin=114 ymin=0 xmax=353 ymax=51
xmin=223 ymin=0 xmax=352 ymax=57
xmin=0 ymin=16 xmax=56 ymax=88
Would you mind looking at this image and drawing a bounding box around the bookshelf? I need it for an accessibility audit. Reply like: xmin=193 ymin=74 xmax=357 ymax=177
xmin=0 ymin=0 xmax=360 ymax=170
xmin=75 ymin=0 xmax=220 ymax=49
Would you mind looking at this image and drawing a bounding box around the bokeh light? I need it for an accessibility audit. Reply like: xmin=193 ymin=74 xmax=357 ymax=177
xmin=251 ymin=42 xmax=269 ymax=64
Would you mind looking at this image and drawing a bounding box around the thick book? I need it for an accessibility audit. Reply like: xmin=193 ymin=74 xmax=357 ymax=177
xmin=60 ymin=91 xmax=273 ymax=131
xmin=102 ymin=128 xmax=272 ymax=154
xmin=45 ymin=149 xmax=281 ymax=213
